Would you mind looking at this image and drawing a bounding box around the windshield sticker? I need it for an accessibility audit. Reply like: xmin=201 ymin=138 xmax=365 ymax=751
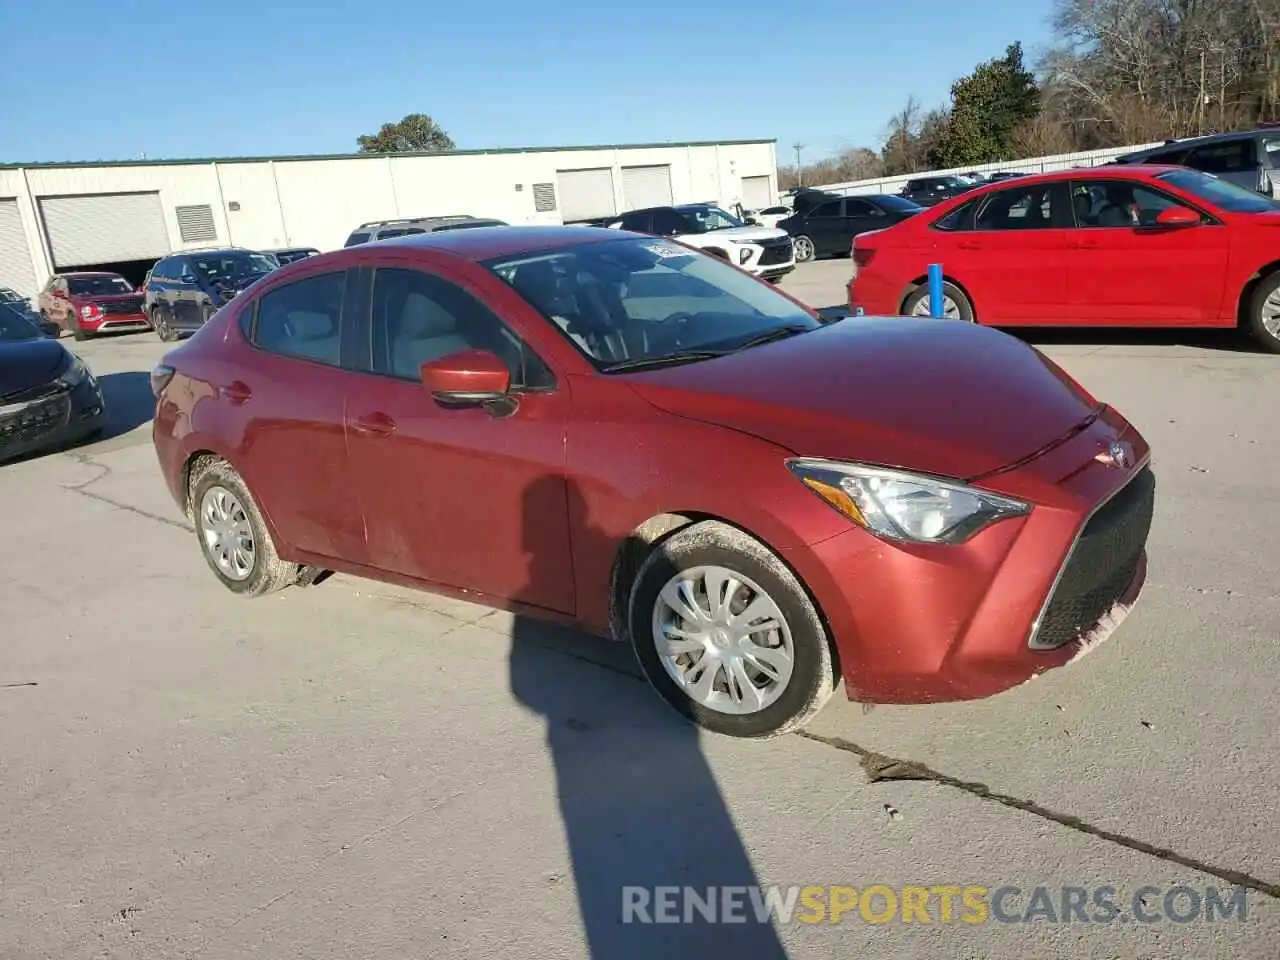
xmin=642 ymin=242 xmax=693 ymax=259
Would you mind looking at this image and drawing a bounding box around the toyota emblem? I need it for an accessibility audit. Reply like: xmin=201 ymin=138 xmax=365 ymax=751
xmin=1095 ymin=439 xmax=1134 ymax=469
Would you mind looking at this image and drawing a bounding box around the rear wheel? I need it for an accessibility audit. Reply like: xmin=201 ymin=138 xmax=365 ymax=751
xmin=190 ymin=459 xmax=299 ymax=597
xmin=1245 ymin=271 xmax=1280 ymax=354
xmin=902 ymin=281 xmax=974 ymax=322
xmin=792 ymin=235 xmax=816 ymax=262
xmin=627 ymin=520 xmax=835 ymax=738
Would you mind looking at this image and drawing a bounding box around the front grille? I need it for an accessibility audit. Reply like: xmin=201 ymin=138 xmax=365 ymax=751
xmin=0 ymin=389 xmax=71 ymax=453
xmin=101 ymin=299 xmax=144 ymax=316
xmin=757 ymin=237 xmax=794 ymax=266
xmin=1030 ymin=465 xmax=1156 ymax=650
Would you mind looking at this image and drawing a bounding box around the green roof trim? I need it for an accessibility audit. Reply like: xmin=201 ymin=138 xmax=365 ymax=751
xmin=1 ymin=139 xmax=777 ymax=170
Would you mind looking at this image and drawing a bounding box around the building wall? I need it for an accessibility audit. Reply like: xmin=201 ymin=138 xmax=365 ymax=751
xmin=0 ymin=140 xmax=778 ymax=296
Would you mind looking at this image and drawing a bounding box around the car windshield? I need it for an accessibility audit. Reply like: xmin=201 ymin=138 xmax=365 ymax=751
xmin=875 ymin=195 xmax=924 ymax=212
xmin=673 ymin=205 xmax=746 ymax=233
xmin=67 ymin=275 xmax=132 ymax=296
xmin=191 ymin=252 xmax=276 ymax=282
xmin=1157 ymin=169 xmax=1280 ymax=213
xmin=0 ymin=302 xmax=39 ymax=340
xmin=486 ymin=236 xmax=820 ymax=371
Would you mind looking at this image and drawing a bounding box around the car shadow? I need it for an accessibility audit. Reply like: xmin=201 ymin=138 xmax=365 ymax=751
xmin=813 ymin=308 xmax=1265 ymax=353
xmin=95 ymin=371 xmax=156 ymax=441
xmin=508 ymin=477 xmax=790 ymax=959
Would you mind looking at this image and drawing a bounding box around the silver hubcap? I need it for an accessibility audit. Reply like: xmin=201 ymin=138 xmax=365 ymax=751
xmin=794 ymin=236 xmax=814 ymax=261
xmin=1261 ymin=288 xmax=1280 ymax=337
xmin=911 ymin=294 xmax=962 ymax=320
xmin=651 ymin=565 xmax=795 ymax=715
xmin=199 ymin=485 xmax=256 ymax=581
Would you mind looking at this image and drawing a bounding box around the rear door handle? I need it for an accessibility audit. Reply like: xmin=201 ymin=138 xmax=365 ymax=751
xmin=958 ymin=240 xmax=982 ymax=250
xmin=221 ymin=380 xmax=252 ymax=404
xmin=349 ymin=412 xmax=397 ymax=438
xmin=1070 ymin=238 xmax=1100 ymax=249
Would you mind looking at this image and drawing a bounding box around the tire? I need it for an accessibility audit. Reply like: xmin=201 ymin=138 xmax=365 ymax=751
xmin=627 ymin=520 xmax=835 ymax=739
xmin=902 ymin=281 xmax=975 ymax=322
xmin=189 ymin=458 xmax=298 ymax=597
xmin=793 ymin=236 xmax=816 ymax=263
xmin=70 ymin=313 xmax=88 ymax=341
xmin=704 ymin=247 xmax=729 ymax=261
xmin=1245 ymin=270 xmax=1280 ymax=354
xmin=153 ymin=307 xmax=176 ymax=342
xmin=39 ymin=312 xmax=61 ymax=338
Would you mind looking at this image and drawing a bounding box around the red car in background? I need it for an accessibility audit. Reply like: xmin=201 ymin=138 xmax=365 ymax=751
xmin=151 ymin=227 xmax=1154 ymax=738
xmin=848 ymin=165 xmax=1280 ymax=353
xmin=37 ymin=271 xmax=150 ymax=340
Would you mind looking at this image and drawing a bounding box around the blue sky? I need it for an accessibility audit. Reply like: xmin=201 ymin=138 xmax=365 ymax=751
xmin=2 ymin=0 xmax=1056 ymax=165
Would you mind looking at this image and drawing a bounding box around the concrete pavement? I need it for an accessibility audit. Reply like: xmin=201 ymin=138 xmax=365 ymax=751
xmin=2 ymin=261 xmax=1277 ymax=958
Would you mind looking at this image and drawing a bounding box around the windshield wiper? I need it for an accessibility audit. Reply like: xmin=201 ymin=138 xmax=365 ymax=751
xmin=601 ymin=350 xmax=726 ymax=373
xmin=730 ymin=324 xmax=813 ymax=352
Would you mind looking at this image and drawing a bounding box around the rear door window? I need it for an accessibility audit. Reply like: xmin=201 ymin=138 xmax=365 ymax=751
xmin=808 ymin=200 xmax=844 ymax=218
xmin=975 ymin=184 xmax=1058 ymax=230
xmin=251 ymin=271 xmax=346 ymax=366
xmin=345 ymin=232 xmax=371 ymax=247
xmin=1184 ymin=138 xmax=1257 ymax=174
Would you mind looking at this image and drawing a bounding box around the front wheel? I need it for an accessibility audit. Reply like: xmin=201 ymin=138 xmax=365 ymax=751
xmin=1246 ymin=271 xmax=1280 ymax=354
xmin=902 ymin=281 xmax=975 ymax=322
xmin=792 ymin=235 xmax=816 ymax=263
xmin=70 ymin=314 xmax=88 ymax=341
xmin=153 ymin=307 xmax=176 ymax=342
xmin=627 ymin=520 xmax=835 ymax=738
xmin=190 ymin=459 xmax=299 ymax=596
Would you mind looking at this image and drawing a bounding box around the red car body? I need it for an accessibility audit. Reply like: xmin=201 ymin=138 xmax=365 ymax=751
xmin=152 ymin=227 xmax=1154 ymax=716
xmin=848 ymin=164 xmax=1280 ymax=344
xmin=37 ymin=271 xmax=150 ymax=338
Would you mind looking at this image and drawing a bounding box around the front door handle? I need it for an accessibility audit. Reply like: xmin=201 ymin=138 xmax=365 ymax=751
xmin=958 ymin=239 xmax=982 ymax=250
xmin=221 ymin=380 xmax=252 ymax=404
xmin=349 ymin=412 xmax=397 ymax=438
xmin=1070 ymin=238 xmax=1100 ymax=249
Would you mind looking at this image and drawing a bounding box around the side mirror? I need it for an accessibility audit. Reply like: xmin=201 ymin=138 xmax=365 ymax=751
xmin=420 ymin=348 xmax=510 ymax=404
xmin=1153 ymin=206 xmax=1200 ymax=227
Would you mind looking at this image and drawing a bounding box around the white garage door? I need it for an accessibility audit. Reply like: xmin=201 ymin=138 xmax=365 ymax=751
xmin=621 ymin=165 xmax=673 ymax=210
xmin=741 ymin=175 xmax=773 ymax=210
xmin=39 ymin=192 xmax=170 ymax=267
xmin=0 ymin=200 xmax=37 ymax=298
xmin=556 ymin=168 xmax=617 ymax=222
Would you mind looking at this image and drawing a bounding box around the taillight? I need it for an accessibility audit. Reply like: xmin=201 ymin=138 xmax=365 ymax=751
xmin=150 ymin=364 xmax=175 ymax=397
xmin=850 ymin=245 xmax=876 ymax=281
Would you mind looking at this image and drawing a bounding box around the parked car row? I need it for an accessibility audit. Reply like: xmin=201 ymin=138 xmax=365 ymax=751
xmin=846 ymin=163 xmax=1280 ymax=352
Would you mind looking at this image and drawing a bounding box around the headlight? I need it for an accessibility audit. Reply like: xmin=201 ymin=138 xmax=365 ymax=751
xmin=56 ymin=352 xmax=90 ymax=388
xmin=786 ymin=458 xmax=1029 ymax=544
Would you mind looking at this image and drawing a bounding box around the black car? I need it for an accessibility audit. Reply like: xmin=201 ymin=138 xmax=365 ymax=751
xmin=899 ymin=175 xmax=978 ymax=206
xmin=777 ymin=194 xmax=924 ymax=262
xmin=0 ymin=304 xmax=105 ymax=462
xmin=0 ymin=287 xmax=56 ymax=337
xmin=144 ymin=248 xmax=278 ymax=342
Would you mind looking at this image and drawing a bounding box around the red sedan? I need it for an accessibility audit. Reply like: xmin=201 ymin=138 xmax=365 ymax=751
xmin=151 ymin=227 xmax=1154 ymax=738
xmin=848 ymin=165 xmax=1280 ymax=353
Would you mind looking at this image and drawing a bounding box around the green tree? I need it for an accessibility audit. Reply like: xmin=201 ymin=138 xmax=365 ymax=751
xmin=356 ymin=113 xmax=456 ymax=154
xmin=932 ymin=42 xmax=1040 ymax=167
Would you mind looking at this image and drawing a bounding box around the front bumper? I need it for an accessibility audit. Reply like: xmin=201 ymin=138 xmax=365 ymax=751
xmin=0 ymin=376 xmax=106 ymax=463
xmin=83 ymin=312 xmax=151 ymax=334
xmin=782 ymin=411 xmax=1154 ymax=704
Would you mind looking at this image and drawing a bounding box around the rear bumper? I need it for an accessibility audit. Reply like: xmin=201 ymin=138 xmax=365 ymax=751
xmin=848 ymin=272 xmax=901 ymax=316
xmin=782 ymin=414 xmax=1154 ymax=704
xmin=0 ymin=377 xmax=106 ymax=463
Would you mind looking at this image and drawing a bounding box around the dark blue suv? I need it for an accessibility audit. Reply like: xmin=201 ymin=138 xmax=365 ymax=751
xmin=144 ymin=247 xmax=277 ymax=341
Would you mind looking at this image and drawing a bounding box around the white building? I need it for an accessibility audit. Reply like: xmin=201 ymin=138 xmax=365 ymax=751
xmin=0 ymin=139 xmax=779 ymax=298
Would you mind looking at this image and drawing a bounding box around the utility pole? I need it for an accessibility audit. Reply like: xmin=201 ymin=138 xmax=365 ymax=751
xmin=1198 ymin=50 xmax=1207 ymax=135
xmin=793 ymin=143 xmax=804 ymax=187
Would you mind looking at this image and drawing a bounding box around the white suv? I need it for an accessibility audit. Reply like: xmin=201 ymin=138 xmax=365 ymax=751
xmin=605 ymin=204 xmax=796 ymax=282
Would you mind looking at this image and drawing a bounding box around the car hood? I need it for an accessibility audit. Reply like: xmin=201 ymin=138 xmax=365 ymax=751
xmin=622 ymin=318 xmax=1101 ymax=481
xmin=0 ymin=338 xmax=69 ymax=399
xmin=697 ymin=225 xmax=789 ymax=242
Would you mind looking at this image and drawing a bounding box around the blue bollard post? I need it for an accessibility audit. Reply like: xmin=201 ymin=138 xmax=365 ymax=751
xmin=927 ymin=263 xmax=944 ymax=318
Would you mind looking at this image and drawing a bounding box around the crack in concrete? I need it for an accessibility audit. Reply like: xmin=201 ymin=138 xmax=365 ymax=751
xmin=64 ymin=485 xmax=193 ymax=533
xmin=795 ymin=729 xmax=1280 ymax=900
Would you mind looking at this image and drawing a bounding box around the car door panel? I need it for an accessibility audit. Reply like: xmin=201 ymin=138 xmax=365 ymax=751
xmin=343 ymin=259 xmax=575 ymax=613
xmin=944 ymin=182 xmax=1073 ymax=325
xmin=231 ymin=267 xmax=367 ymax=563
xmin=1064 ymin=179 xmax=1231 ymax=324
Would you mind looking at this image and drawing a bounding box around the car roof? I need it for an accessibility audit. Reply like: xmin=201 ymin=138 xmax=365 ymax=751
xmin=58 ymin=271 xmax=124 ymax=278
xmin=1119 ymin=128 xmax=1268 ymax=159
xmin=945 ymin=164 xmax=1186 ymax=193
xmin=333 ymin=224 xmax=635 ymax=261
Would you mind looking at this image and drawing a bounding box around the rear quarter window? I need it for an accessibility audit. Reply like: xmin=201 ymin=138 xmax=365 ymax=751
xmin=250 ymin=271 xmax=346 ymax=366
